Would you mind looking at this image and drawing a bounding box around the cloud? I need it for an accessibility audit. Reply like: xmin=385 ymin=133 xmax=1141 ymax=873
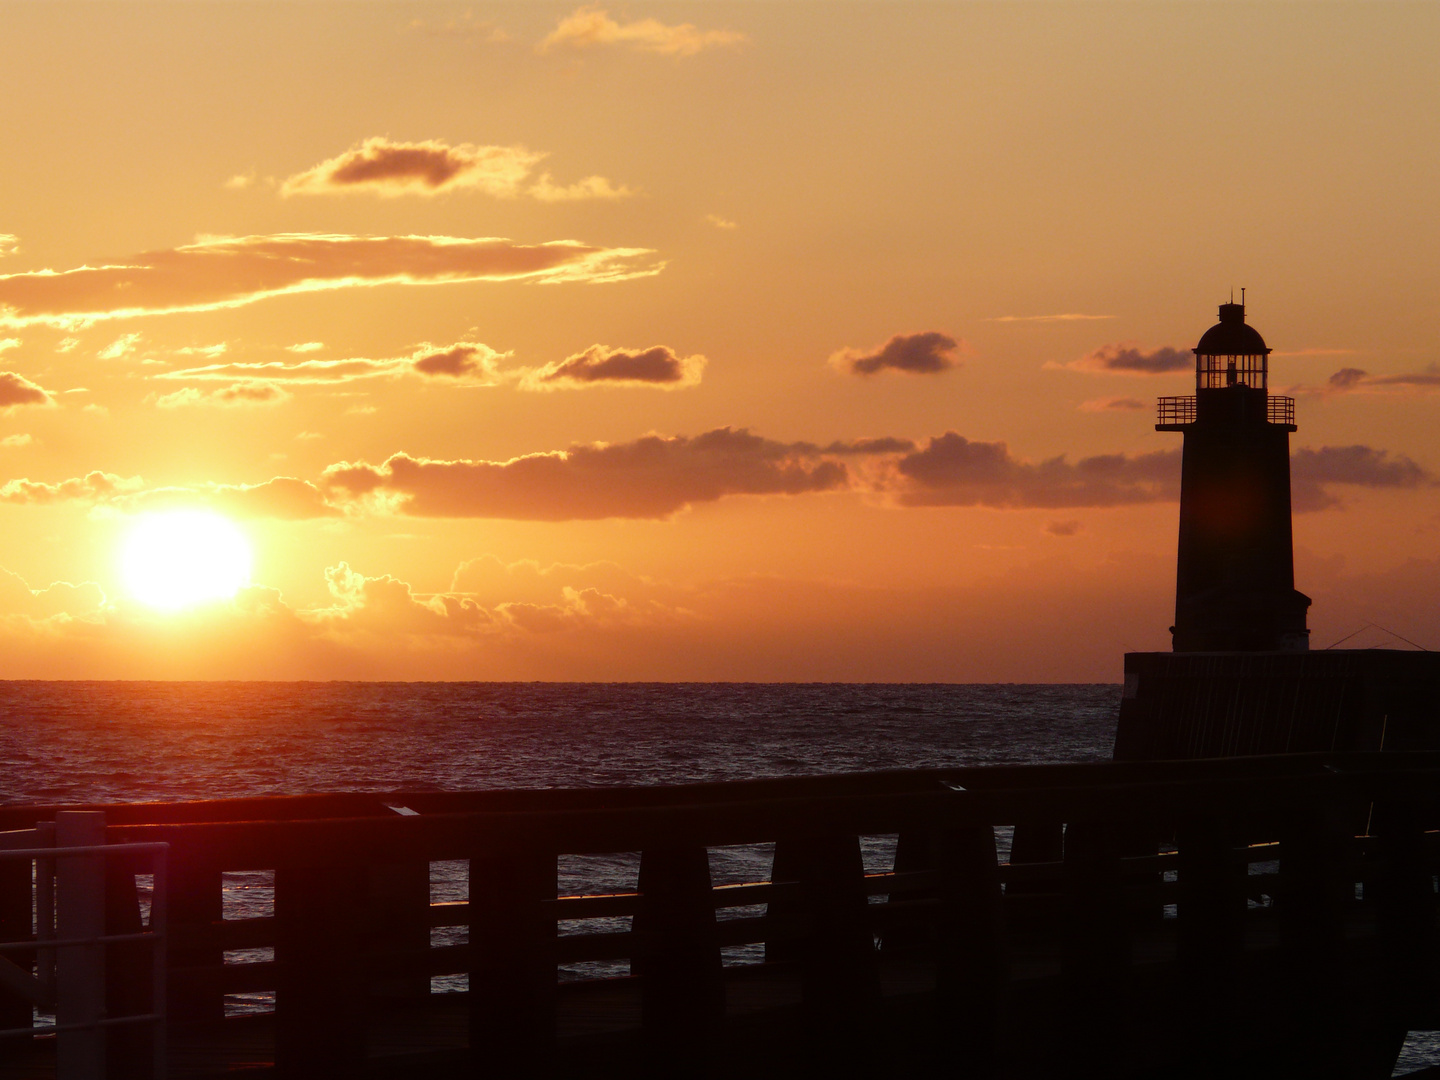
xmin=539 ymin=6 xmax=746 ymax=56
xmin=521 ymin=344 xmax=705 ymax=389
xmin=705 ymin=214 xmax=737 ymax=230
xmin=990 ymin=313 xmax=1115 ymax=323
xmin=830 ymin=332 xmax=962 ymax=377
xmin=97 ymin=333 xmax=143 ymax=360
xmin=1061 ymin=343 xmax=1191 ymax=375
xmin=0 ymin=338 xmax=19 ymax=352
xmin=157 ymin=340 xmax=506 ymax=387
xmin=321 ymin=427 xmax=848 ymax=520
xmin=0 ymin=567 xmax=105 ymax=621
xmin=174 ymin=343 xmax=228 ymax=359
xmin=1079 ymin=397 xmax=1147 ymax=412
xmin=2 ymin=434 xmax=32 ymax=448
xmin=1046 ymin=520 xmax=1083 ymax=537
xmin=1317 ymin=365 xmax=1440 ymax=395
xmin=281 ymin=138 xmax=631 ymax=201
xmin=892 ymin=433 xmax=1180 ymax=509
xmin=287 ymin=342 xmax=324 ymax=353
xmin=125 ymin=477 xmax=339 ymax=520
xmin=408 ymin=12 xmax=509 ymax=42
xmin=1290 ymin=445 xmax=1434 ymax=512
xmin=224 ymin=172 xmax=256 ymax=190
xmin=0 ymin=236 xmax=17 ymax=258
xmin=156 ymin=383 xmax=290 ymax=408
xmin=0 ymin=471 xmax=143 ymax=506
xmin=0 ymin=372 xmax=54 ymax=410
xmin=0 ymin=234 xmax=661 ymax=328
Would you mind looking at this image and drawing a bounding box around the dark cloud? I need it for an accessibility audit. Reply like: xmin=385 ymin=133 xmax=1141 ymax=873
xmin=1046 ymin=520 xmax=1082 ymax=537
xmin=321 ymin=427 xmax=848 ymax=521
xmin=1321 ymin=365 xmax=1440 ymax=395
xmin=0 ymin=371 xmax=52 ymax=409
xmin=524 ymin=344 xmax=705 ymax=389
xmin=412 ymin=344 xmax=496 ymax=379
xmin=819 ymin=437 xmax=918 ymax=456
xmin=895 ymin=433 xmax=1180 ymax=508
xmin=1291 ymin=445 xmax=1434 ymax=511
xmin=0 ymin=234 xmax=659 ymax=329
xmin=1068 ymin=344 xmax=1191 ymax=375
xmin=831 ymin=332 xmax=961 ymax=376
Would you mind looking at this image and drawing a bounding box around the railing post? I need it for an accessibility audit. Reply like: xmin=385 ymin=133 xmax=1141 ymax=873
xmin=274 ymin=848 xmax=367 ymax=1078
xmin=468 ymin=843 xmax=556 ymax=1077
xmin=635 ymin=844 xmax=723 ymax=1074
xmin=0 ymin=834 xmax=33 ymax=1033
xmin=934 ymin=825 xmax=1007 ymax=1076
xmin=55 ymin=810 xmax=106 ymax=1080
xmin=791 ymin=832 xmax=880 ymax=1071
xmin=105 ymin=852 xmax=154 ymax=1080
xmin=165 ymin=842 xmax=223 ymax=1027
xmin=1277 ymin=802 xmax=1351 ymax=1079
xmin=1060 ymin=819 xmax=1127 ymax=1077
xmin=1175 ymin=816 xmax=1246 ymax=1071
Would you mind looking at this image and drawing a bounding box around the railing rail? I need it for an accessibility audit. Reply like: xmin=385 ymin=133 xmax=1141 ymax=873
xmin=1156 ymin=395 xmax=1196 ymax=425
xmin=8 ymin=753 xmax=1440 ymax=1078
xmin=0 ymin=818 xmax=167 ymax=1080
xmin=1268 ymin=394 xmax=1296 ymax=425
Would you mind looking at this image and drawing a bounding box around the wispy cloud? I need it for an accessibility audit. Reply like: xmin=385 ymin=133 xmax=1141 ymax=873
xmin=1291 ymin=445 xmax=1434 ymax=511
xmin=0 ymin=234 xmax=661 ymax=329
xmin=156 ymin=341 xmax=507 ymax=388
xmin=1 ymin=433 xmax=31 ymax=448
xmin=0 ymin=471 xmax=143 ymax=506
xmin=1079 ymin=396 xmax=1146 ymax=412
xmin=539 ymin=6 xmax=746 ymax=56
xmin=830 ymin=332 xmax=963 ymax=377
xmin=155 ymin=384 xmax=290 ymax=409
xmin=705 ymin=214 xmax=737 ymax=230
xmin=408 ymin=12 xmax=509 ymax=43
xmin=0 ymin=236 xmax=18 ymax=258
xmin=520 ymin=344 xmax=705 ymax=390
xmin=281 ymin=138 xmax=632 ymax=201
xmin=990 ymin=313 xmax=1115 ymax=323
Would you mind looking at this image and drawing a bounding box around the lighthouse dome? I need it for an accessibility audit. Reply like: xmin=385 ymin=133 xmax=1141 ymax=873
xmin=1195 ymin=302 xmax=1270 ymax=356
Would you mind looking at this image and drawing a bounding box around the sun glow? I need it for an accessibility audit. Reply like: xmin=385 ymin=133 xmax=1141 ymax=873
xmin=121 ymin=511 xmax=252 ymax=610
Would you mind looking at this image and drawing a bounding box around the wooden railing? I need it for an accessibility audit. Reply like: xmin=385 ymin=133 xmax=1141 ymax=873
xmin=3 ymin=753 xmax=1440 ymax=1078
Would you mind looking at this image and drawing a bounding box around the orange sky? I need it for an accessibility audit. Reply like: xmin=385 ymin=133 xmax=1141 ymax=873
xmin=1 ymin=2 xmax=1437 ymax=680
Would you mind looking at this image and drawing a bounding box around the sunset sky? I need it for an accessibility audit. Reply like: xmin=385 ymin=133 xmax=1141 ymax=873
xmin=2 ymin=2 xmax=1438 ymax=680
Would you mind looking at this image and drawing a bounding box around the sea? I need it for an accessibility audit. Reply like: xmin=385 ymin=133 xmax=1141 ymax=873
xmin=0 ymin=681 xmax=1433 ymax=1074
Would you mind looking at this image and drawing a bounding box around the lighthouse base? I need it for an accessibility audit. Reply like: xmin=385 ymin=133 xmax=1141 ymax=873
xmin=1113 ymin=649 xmax=1440 ymax=760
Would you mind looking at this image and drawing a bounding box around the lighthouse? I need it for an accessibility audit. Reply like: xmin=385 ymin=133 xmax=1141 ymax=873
xmin=1113 ymin=295 xmax=1440 ymax=761
xmin=1157 ymin=297 xmax=1311 ymax=652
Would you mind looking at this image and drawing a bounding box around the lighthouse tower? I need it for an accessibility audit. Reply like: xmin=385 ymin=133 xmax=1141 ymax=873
xmin=1114 ymin=296 xmax=1440 ymax=761
xmin=1157 ymin=297 xmax=1311 ymax=652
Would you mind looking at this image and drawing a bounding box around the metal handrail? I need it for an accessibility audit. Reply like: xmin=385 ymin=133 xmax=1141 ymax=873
xmin=1268 ymin=395 xmax=1295 ymax=425
xmin=1156 ymin=396 xmax=1196 ymax=425
xmin=0 ymin=834 xmax=167 ymax=1080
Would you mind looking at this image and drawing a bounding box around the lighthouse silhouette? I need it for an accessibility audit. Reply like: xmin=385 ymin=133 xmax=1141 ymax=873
xmin=1113 ymin=294 xmax=1440 ymax=761
xmin=1158 ymin=294 xmax=1311 ymax=652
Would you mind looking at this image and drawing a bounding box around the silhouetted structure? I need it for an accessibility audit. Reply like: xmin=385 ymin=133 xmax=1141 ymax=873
xmin=1115 ymin=296 xmax=1440 ymax=761
xmin=1159 ymin=299 xmax=1309 ymax=652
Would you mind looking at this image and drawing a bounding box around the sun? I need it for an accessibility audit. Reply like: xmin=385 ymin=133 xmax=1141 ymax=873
xmin=120 ymin=510 xmax=253 ymax=611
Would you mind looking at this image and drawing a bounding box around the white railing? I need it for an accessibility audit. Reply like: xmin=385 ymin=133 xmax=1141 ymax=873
xmin=0 ymin=812 xmax=167 ymax=1080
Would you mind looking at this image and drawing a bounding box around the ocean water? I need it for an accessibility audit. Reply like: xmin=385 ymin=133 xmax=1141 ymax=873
xmin=0 ymin=681 xmax=1119 ymax=805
